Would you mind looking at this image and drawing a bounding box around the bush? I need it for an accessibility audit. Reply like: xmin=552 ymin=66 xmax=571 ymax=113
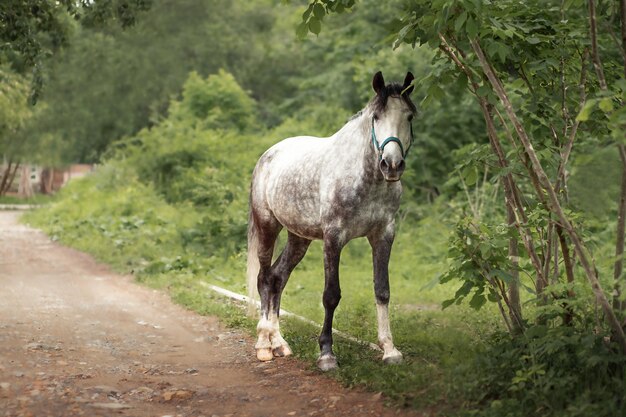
xmin=170 ymin=70 xmax=258 ymax=132
xmin=457 ymin=325 xmax=626 ymax=417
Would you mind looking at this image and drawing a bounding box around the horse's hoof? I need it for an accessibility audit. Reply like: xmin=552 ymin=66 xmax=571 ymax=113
xmin=272 ymin=344 xmax=293 ymax=358
xmin=256 ymin=348 xmax=274 ymax=362
xmin=382 ymin=349 xmax=403 ymax=365
xmin=317 ymin=354 xmax=338 ymax=371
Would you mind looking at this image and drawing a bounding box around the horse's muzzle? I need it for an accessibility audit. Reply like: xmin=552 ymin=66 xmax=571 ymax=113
xmin=379 ymin=158 xmax=405 ymax=182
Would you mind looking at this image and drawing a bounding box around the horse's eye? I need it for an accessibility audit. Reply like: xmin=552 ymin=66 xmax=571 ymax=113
xmin=373 ymin=114 xmax=379 ymax=121
xmin=408 ymin=114 xmax=414 ymax=122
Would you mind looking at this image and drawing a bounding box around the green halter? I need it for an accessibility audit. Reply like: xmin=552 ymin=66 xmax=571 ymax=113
xmin=370 ymin=117 xmax=414 ymax=160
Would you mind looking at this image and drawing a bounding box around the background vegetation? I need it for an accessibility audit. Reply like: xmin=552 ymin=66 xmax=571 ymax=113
xmin=4 ymin=0 xmax=626 ymax=415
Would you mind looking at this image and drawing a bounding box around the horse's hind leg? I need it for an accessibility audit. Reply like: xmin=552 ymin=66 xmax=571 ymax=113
xmin=368 ymin=226 xmax=403 ymax=364
xmin=267 ymin=232 xmax=311 ymax=357
xmin=254 ymin=214 xmax=282 ymax=361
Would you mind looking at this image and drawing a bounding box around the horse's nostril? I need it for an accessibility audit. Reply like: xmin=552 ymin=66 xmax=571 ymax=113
xmin=380 ymin=159 xmax=389 ymax=172
xmin=398 ymin=160 xmax=406 ymax=172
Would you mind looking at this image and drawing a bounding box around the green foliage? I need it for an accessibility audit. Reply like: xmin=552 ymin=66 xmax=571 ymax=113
xmin=170 ymin=70 xmax=257 ymax=132
xmin=441 ymin=216 xmax=516 ymax=311
xmin=0 ymin=66 xmax=34 ymax=159
xmin=457 ymin=326 xmax=626 ymax=417
xmin=103 ymin=70 xmax=262 ymax=256
xmin=0 ymin=67 xmax=31 ymax=136
xmin=0 ymin=0 xmax=151 ymax=103
xmin=27 ymin=0 xmax=289 ymax=162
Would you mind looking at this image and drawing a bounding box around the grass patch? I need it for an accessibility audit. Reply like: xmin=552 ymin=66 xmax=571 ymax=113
xmin=0 ymin=194 xmax=55 ymax=206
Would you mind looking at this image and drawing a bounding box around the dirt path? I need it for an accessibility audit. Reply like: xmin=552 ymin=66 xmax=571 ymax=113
xmin=0 ymin=211 xmax=419 ymax=417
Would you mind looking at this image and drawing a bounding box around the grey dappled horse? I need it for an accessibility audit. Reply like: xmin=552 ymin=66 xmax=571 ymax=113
xmin=247 ymin=71 xmax=416 ymax=371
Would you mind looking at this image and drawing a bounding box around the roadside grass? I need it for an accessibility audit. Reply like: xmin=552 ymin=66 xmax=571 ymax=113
xmin=0 ymin=194 xmax=55 ymax=206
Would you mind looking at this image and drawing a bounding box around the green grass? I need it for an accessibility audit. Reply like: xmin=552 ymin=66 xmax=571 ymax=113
xmin=0 ymin=194 xmax=55 ymax=206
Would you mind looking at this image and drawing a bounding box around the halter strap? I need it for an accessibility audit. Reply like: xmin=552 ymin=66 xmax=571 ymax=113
xmin=370 ymin=118 xmax=414 ymax=160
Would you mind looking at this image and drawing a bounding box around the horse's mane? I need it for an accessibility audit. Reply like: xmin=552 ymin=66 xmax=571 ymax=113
xmin=370 ymin=82 xmax=417 ymax=115
xmin=349 ymin=82 xmax=416 ymax=123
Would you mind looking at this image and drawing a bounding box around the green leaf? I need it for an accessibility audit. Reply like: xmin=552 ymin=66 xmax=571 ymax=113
xmin=455 ymin=11 xmax=468 ymax=32
xmin=313 ymin=3 xmax=325 ymax=20
xmin=491 ymin=269 xmax=513 ymax=283
xmin=463 ymin=167 xmax=478 ymax=186
xmin=527 ymin=37 xmax=541 ymax=45
xmin=427 ymin=83 xmax=445 ymax=101
xmin=598 ymin=97 xmax=614 ymax=113
xmin=476 ymin=84 xmax=491 ymax=97
xmin=487 ymin=291 xmax=500 ymax=302
xmin=455 ymin=280 xmax=474 ymax=298
xmin=479 ymin=242 xmax=491 ymax=257
xmin=302 ymin=3 xmax=314 ymax=20
xmin=397 ymin=22 xmax=414 ymax=43
xmin=308 ymin=17 xmax=321 ymax=35
xmin=296 ymin=22 xmax=309 ymax=39
xmin=442 ymin=298 xmax=456 ymax=309
xmin=576 ymin=99 xmax=597 ymax=122
xmin=456 ymin=73 xmax=468 ymax=90
xmin=469 ymin=292 xmax=487 ymax=310
xmin=466 ymin=16 xmax=478 ymax=38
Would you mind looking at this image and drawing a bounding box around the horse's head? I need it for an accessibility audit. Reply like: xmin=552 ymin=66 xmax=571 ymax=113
xmin=370 ymin=71 xmax=416 ymax=182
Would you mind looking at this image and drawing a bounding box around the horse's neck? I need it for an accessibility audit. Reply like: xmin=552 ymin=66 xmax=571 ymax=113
xmin=331 ymin=111 xmax=379 ymax=178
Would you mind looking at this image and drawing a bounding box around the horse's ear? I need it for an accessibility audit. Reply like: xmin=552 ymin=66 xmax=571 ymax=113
xmin=402 ymin=71 xmax=414 ymax=96
xmin=372 ymin=71 xmax=385 ymax=95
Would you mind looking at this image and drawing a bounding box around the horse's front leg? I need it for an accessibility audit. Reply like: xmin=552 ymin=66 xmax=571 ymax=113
xmin=317 ymin=232 xmax=344 ymax=371
xmin=368 ymin=226 xmax=403 ymax=364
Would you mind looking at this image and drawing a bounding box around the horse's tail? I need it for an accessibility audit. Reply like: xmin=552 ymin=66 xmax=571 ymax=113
xmin=246 ymin=209 xmax=260 ymax=317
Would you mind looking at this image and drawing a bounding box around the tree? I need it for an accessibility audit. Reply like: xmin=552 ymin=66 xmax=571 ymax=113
xmin=0 ymin=66 xmax=32 ymax=195
xmin=0 ymin=0 xmax=151 ymax=103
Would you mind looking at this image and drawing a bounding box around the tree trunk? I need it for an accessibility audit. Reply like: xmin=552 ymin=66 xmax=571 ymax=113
xmin=1 ymin=162 xmax=20 ymax=196
xmin=614 ymin=146 xmax=626 ymax=314
xmin=18 ymin=165 xmax=33 ymax=198
xmin=506 ymin=201 xmax=523 ymax=332
xmin=0 ymin=161 xmax=12 ymax=196
xmin=557 ymin=225 xmax=576 ymax=325
xmin=621 ymin=0 xmax=626 ymax=77
xmin=471 ymin=38 xmax=626 ymax=354
xmin=39 ymin=168 xmax=54 ymax=194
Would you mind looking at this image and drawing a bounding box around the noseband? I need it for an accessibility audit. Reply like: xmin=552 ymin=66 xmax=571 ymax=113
xmin=370 ymin=117 xmax=414 ymax=161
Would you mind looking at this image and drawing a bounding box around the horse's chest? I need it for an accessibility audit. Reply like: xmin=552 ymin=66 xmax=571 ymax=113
xmin=323 ymin=183 xmax=401 ymax=235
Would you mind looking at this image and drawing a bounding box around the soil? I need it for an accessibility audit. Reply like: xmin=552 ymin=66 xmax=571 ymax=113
xmin=0 ymin=211 xmax=421 ymax=417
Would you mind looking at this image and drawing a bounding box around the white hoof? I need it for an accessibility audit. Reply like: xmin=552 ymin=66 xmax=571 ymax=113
xmin=272 ymin=344 xmax=292 ymax=357
xmin=382 ymin=348 xmax=403 ymax=365
xmin=256 ymin=348 xmax=273 ymax=362
xmin=317 ymin=354 xmax=338 ymax=371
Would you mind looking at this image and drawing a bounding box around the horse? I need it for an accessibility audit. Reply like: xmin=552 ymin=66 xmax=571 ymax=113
xmin=246 ymin=71 xmax=416 ymax=371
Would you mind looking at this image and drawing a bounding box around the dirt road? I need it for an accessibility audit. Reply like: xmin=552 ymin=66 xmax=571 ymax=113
xmin=0 ymin=211 xmax=418 ymax=417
